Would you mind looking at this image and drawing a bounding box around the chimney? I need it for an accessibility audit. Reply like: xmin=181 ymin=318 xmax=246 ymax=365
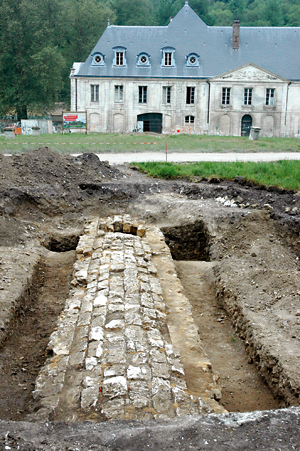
xmin=232 ymin=19 xmax=240 ymax=50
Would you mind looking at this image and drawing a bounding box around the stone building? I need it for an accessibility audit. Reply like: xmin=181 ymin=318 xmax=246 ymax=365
xmin=70 ymin=1 xmax=300 ymax=137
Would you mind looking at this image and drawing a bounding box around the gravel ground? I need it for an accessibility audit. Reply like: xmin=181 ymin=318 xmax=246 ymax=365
xmin=93 ymin=152 xmax=300 ymax=164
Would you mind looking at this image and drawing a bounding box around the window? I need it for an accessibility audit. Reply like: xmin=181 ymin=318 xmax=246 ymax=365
xmin=244 ymin=88 xmax=252 ymax=105
xmin=115 ymin=85 xmax=123 ymax=103
xmin=163 ymin=86 xmax=171 ymax=104
xmin=185 ymin=115 xmax=195 ymax=125
xmin=222 ymin=87 xmax=231 ymax=105
xmin=136 ymin=53 xmax=151 ymax=67
xmin=186 ymin=53 xmax=200 ymax=67
xmin=139 ymin=86 xmax=147 ymax=104
xmin=92 ymin=52 xmax=105 ymax=66
xmin=113 ymin=47 xmax=127 ymax=66
xmin=161 ymin=47 xmax=175 ymax=67
xmin=266 ymin=88 xmax=275 ymax=106
xmin=186 ymin=87 xmax=195 ymax=104
xmin=91 ymin=84 xmax=99 ymax=102
xmin=116 ymin=52 xmax=124 ymax=66
xmin=164 ymin=52 xmax=172 ymax=66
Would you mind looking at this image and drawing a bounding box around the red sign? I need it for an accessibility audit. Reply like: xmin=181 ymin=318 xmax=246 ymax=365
xmin=64 ymin=114 xmax=78 ymax=122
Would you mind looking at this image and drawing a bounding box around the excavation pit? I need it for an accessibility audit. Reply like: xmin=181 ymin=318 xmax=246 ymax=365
xmin=42 ymin=234 xmax=80 ymax=253
xmin=0 ymin=149 xmax=299 ymax=446
xmin=162 ymin=221 xmax=211 ymax=261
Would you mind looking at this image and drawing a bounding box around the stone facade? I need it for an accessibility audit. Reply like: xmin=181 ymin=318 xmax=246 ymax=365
xmin=71 ymin=65 xmax=300 ymax=137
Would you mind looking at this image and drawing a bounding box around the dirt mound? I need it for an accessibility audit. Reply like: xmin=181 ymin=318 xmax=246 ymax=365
xmin=0 ymin=147 xmax=124 ymax=217
xmin=0 ymin=147 xmax=122 ymax=190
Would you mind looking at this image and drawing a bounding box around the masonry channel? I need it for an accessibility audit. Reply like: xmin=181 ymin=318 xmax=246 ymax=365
xmin=162 ymin=223 xmax=281 ymax=412
xmin=28 ymin=215 xmax=227 ymax=423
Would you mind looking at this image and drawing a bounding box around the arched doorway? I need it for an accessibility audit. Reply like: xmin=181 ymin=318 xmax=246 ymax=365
xmin=137 ymin=113 xmax=162 ymax=133
xmin=241 ymin=115 xmax=252 ymax=137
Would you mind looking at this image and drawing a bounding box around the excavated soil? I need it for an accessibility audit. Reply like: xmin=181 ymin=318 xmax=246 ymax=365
xmin=0 ymin=147 xmax=299 ymax=426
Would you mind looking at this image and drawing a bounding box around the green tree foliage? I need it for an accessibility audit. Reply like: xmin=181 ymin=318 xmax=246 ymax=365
xmin=110 ymin=0 xmax=155 ymax=26
xmin=0 ymin=0 xmax=114 ymax=118
xmin=0 ymin=0 xmax=66 ymax=119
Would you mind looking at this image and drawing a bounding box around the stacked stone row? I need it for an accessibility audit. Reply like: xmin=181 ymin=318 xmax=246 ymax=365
xmin=31 ymin=216 xmax=207 ymax=421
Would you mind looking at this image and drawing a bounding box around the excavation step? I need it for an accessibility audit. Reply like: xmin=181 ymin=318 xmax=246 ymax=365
xmin=30 ymin=215 xmax=225 ymax=422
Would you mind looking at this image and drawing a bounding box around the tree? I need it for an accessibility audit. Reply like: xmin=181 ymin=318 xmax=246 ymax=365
xmin=228 ymin=0 xmax=246 ymax=21
xmin=110 ymin=0 xmax=155 ymax=26
xmin=0 ymin=0 xmax=66 ymax=119
xmin=264 ymin=0 xmax=284 ymax=26
xmin=62 ymin=0 xmax=115 ymax=63
xmin=208 ymin=2 xmax=233 ymax=25
xmin=154 ymin=0 xmax=179 ymax=25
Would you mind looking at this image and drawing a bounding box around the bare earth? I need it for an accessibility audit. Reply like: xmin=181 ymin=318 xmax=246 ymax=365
xmin=0 ymin=146 xmax=299 ymax=448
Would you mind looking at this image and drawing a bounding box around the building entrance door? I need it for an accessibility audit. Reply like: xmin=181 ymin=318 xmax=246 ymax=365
xmin=137 ymin=113 xmax=162 ymax=133
xmin=241 ymin=115 xmax=252 ymax=136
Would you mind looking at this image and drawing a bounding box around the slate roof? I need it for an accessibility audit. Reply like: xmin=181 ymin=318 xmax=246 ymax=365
xmin=76 ymin=2 xmax=300 ymax=81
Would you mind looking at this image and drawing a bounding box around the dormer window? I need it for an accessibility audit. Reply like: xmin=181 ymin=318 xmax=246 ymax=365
xmin=186 ymin=53 xmax=200 ymax=67
xmin=136 ymin=52 xmax=151 ymax=67
xmin=161 ymin=47 xmax=175 ymax=67
xmin=113 ymin=47 xmax=127 ymax=67
xmin=91 ymin=52 xmax=105 ymax=66
xmin=165 ymin=52 xmax=172 ymax=65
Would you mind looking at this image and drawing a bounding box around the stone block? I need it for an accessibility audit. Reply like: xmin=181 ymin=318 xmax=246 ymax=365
xmin=152 ymin=377 xmax=174 ymax=416
xmin=128 ymin=352 xmax=148 ymax=366
xmin=150 ymin=349 xmax=167 ymax=363
xmin=147 ymin=329 xmax=164 ymax=348
xmin=149 ymin=277 xmax=163 ymax=296
xmin=48 ymin=322 xmax=76 ymax=356
xmin=170 ymin=375 xmax=187 ymax=390
xmin=127 ymin=365 xmax=151 ymax=381
xmin=94 ymin=293 xmax=107 ymax=307
xmin=87 ymin=341 xmax=100 ymax=358
xmin=137 ymin=226 xmax=146 ymax=237
xmin=172 ymin=387 xmax=197 ymax=416
xmin=104 ymin=364 xmax=126 ymax=378
xmin=102 ymin=376 xmax=128 ymax=399
xmin=69 ymin=351 xmax=85 ymax=367
xmin=91 ymin=314 xmax=106 ymax=327
xmin=81 ymin=299 xmax=93 ymax=313
xmin=108 ymin=303 xmax=125 ymax=313
xmin=151 ymin=362 xmax=170 ymax=379
xmin=89 ymin=326 xmax=104 ymax=341
xmin=81 ymin=386 xmax=100 ymax=410
xmin=105 ymin=320 xmax=125 ymax=330
xmin=140 ymin=282 xmax=151 ymax=292
xmin=128 ymin=381 xmax=151 ymax=408
xmin=112 ymin=216 xmax=123 ymax=232
xmin=77 ymin=312 xmax=92 ymax=327
xmin=110 ymin=263 xmax=125 ymax=272
xmin=124 ymin=306 xmax=142 ymax=326
xmin=85 ymin=357 xmax=98 ymax=371
xmin=123 ymin=216 xmax=132 ymax=234
xmin=101 ymin=398 xmax=125 ymax=420
xmin=171 ymin=359 xmax=185 ymax=376
xmin=141 ymin=292 xmax=154 ymax=308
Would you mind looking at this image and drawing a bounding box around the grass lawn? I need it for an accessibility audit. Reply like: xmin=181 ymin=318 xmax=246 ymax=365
xmin=1 ymin=132 xmax=300 ymax=154
xmin=133 ymin=160 xmax=300 ymax=191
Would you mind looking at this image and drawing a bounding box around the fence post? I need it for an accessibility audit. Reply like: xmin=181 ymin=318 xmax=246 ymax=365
xmin=165 ymin=140 xmax=167 ymax=162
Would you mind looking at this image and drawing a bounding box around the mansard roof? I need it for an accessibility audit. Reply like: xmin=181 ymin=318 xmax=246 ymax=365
xmin=76 ymin=2 xmax=300 ymax=81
